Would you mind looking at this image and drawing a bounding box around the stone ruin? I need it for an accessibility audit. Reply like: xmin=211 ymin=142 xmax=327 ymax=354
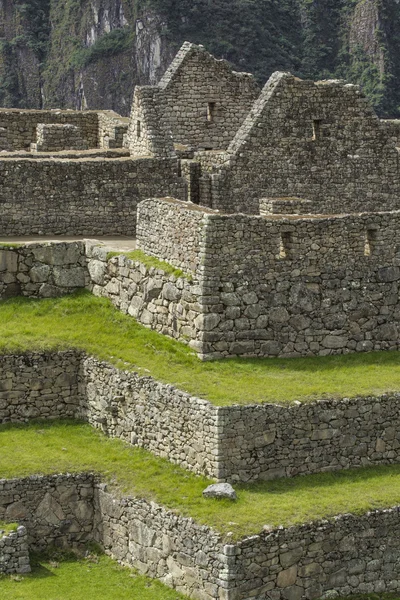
xmin=2 ymin=41 xmax=400 ymax=599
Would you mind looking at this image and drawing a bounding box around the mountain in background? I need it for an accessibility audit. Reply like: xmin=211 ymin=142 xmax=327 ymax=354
xmin=0 ymin=0 xmax=399 ymax=117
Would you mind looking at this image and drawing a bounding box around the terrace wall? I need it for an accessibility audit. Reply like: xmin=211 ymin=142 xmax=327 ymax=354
xmin=3 ymin=473 xmax=400 ymax=598
xmin=0 ymin=352 xmax=81 ymax=423
xmin=79 ymin=356 xmax=220 ymax=478
xmin=4 ymin=352 xmax=400 ymax=483
xmin=231 ymin=508 xmax=400 ymax=599
xmin=0 ymin=475 xmax=95 ymax=552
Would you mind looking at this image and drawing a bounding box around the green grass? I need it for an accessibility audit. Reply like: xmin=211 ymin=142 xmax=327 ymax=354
xmin=0 ymin=522 xmax=18 ymax=537
xmin=4 ymin=421 xmax=400 ymax=540
xmin=0 ymin=243 xmax=21 ymax=249
xmin=0 ymin=550 xmax=187 ymax=599
xmin=106 ymin=249 xmax=188 ymax=280
xmin=2 ymin=292 xmax=400 ymax=406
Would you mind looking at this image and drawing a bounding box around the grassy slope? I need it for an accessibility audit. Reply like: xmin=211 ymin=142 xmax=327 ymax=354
xmin=1 ymin=551 xmax=187 ymax=600
xmin=3 ymin=421 xmax=400 ymax=540
xmin=2 ymin=292 xmax=400 ymax=406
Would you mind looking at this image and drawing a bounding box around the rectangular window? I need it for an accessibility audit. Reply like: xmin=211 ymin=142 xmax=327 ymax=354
xmin=207 ymin=102 xmax=216 ymax=122
xmin=364 ymin=228 xmax=377 ymax=256
xmin=279 ymin=231 xmax=292 ymax=260
xmin=137 ymin=120 xmax=142 ymax=138
xmin=312 ymin=119 xmax=322 ymax=141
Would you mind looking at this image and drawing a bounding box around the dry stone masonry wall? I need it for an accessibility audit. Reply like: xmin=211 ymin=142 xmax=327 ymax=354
xmin=0 ymin=475 xmax=95 ymax=552
xmin=137 ymin=199 xmax=400 ymax=360
xmin=0 ymin=526 xmax=30 ymax=575
xmin=32 ymin=124 xmax=88 ymax=153
xmin=204 ymin=73 xmax=400 ymax=215
xmin=4 ymin=472 xmax=400 ymax=599
xmin=0 ymin=109 xmax=100 ymax=151
xmin=93 ymin=486 xmax=226 ymax=599
xmin=230 ymin=508 xmax=400 ymax=600
xmin=0 ymin=158 xmax=184 ymax=236
xmin=5 ymin=351 xmax=400 ymax=483
xmin=0 ymin=242 xmax=89 ymax=299
xmin=0 ymin=352 xmax=81 ymax=423
xmin=79 ymin=356 xmax=220 ymax=478
xmin=126 ymin=42 xmax=260 ymax=155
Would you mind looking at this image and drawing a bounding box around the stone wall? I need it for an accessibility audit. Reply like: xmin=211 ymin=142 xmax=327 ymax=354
xmin=0 ymin=157 xmax=184 ymax=236
xmin=217 ymin=394 xmax=400 ymax=482
xmin=196 ymin=209 xmax=400 ymax=359
xmin=126 ymin=42 xmax=260 ymax=155
xmin=0 ymin=475 xmax=95 ymax=552
xmin=97 ymin=110 xmax=129 ymax=149
xmin=0 ymin=242 xmax=89 ymax=299
xmin=93 ymin=486 xmax=226 ymax=599
xmin=230 ymin=508 xmax=400 ymax=599
xmin=202 ymin=73 xmax=400 ymax=214
xmin=79 ymin=356 xmax=219 ymax=478
xmin=0 ymin=109 xmax=100 ymax=151
xmin=0 ymin=526 xmax=30 ymax=574
xmin=0 ymin=352 xmax=81 ymax=423
xmin=86 ymin=242 xmax=202 ymax=345
xmin=32 ymin=124 xmax=88 ymax=153
xmin=5 ymin=350 xmax=400 ymax=483
xmin=136 ymin=197 xmax=212 ymax=274
xmin=4 ymin=471 xmax=400 ymax=598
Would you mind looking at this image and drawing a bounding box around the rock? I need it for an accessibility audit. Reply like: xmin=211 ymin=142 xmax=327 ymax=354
xmin=202 ymin=483 xmax=237 ymax=500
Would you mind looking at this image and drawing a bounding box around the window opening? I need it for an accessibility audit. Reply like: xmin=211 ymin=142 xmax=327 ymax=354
xmin=279 ymin=231 xmax=292 ymax=260
xmin=137 ymin=120 xmax=142 ymax=138
xmin=364 ymin=228 xmax=377 ymax=256
xmin=207 ymin=102 xmax=216 ymax=122
xmin=312 ymin=119 xmax=322 ymax=141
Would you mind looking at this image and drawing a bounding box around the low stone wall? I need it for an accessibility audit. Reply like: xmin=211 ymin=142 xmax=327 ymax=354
xmin=0 ymin=109 xmax=100 ymax=151
xmin=0 ymin=158 xmax=184 ymax=236
xmin=0 ymin=242 xmax=89 ymax=299
xmin=79 ymin=356 xmax=219 ymax=478
xmin=93 ymin=486 xmax=226 ymax=599
xmin=32 ymin=124 xmax=88 ymax=152
xmin=0 ymin=526 xmax=30 ymax=574
xmin=231 ymin=508 xmax=400 ymax=599
xmin=87 ymin=242 xmax=203 ymax=347
xmin=0 ymin=475 xmax=95 ymax=552
xmin=218 ymin=394 xmax=400 ymax=482
xmin=137 ymin=197 xmax=211 ymax=274
xmin=0 ymin=352 xmax=81 ymax=423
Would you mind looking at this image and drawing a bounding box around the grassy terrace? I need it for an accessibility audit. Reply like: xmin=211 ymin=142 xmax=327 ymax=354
xmin=2 ymin=292 xmax=400 ymax=406
xmin=1 ymin=550 xmax=187 ymax=600
xmin=3 ymin=421 xmax=400 ymax=540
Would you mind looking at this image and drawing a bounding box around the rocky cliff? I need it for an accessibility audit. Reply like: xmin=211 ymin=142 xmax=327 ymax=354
xmin=0 ymin=0 xmax=399 ymax=116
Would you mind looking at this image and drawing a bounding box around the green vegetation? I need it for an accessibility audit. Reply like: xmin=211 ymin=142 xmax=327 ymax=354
xmin=4 ymin=420 xmax=400 ymax=539
xmin=3 ymin=291 xmax=400 ymax=406
xmin=0 ymin=548 xmax=187 ymax=599
xmin=0 ymin=243 xmax=22 ymax=249
xmin=2 ymin=0 xmax=400 ymax=115
xmin=71 ymin=28 xmax=135 ymax=69
xmin=0 ymin=522 xmax=18 ymax=537
xmin=106 ymin=249 xmax=188 ymax=279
